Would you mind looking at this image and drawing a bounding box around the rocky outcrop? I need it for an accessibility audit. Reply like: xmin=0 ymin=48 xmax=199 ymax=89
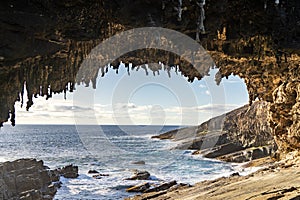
xmin=57 ymin=164 xmax=79 ymax=178
xmin=126 ymin=183 xmax=151 ymax=193
xmin=126 ymin=159 xmax=300 ymax=200
xmin=126 ymin=170 xmax=151 ymax=180
xmin=0 ymin=159 xmax=78 ymax=200
xmin=0 ymin=159 xmax=57 ymax=200
xmin=0 ymin=0 xmax=299 ymax=157
xmin=153 ymin=101 xmax=276 ymax=162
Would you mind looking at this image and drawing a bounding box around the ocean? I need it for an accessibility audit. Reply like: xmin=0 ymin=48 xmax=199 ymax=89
xmin=0 ymin=125 xmax=242 ymax=199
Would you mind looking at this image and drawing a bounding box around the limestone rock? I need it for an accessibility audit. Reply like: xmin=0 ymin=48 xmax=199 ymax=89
xmin=144 ymin=181 xmax=177 ymax=193
xmin=126 ymin=182 xmax=150 ymax=192
xmin=126 ymin=170 xmax=151 ymax=180
xmin=0 ymin=0 xmax=299 ymax=158
xmin=155 ymin=101 xmax=275 ymax=162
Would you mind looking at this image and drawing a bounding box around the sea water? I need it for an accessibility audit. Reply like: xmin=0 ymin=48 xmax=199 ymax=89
xmin=0 ymin=125 xmax=239 ymax=200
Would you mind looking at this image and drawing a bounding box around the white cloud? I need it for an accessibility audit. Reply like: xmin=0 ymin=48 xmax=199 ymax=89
xmin=13 ymin=88 xmax=243 ymax=126
xmin=199 ymin=84 xmax=207 ymax=88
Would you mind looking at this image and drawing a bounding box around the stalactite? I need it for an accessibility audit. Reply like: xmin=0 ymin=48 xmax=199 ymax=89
xmin=196 ymin=0 xmax=206 ymax=42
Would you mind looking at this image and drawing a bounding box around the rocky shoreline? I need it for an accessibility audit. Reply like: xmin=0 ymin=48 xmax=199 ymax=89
xmin=0 ymin=158 xmax=78 ymax=200
xmin=123 ymin=101 xmax=300 ymax=199
xmin=126 ymin=157 xmax=300 ymax=200
xmin=153 ymin=101 xmax=276 ymax=163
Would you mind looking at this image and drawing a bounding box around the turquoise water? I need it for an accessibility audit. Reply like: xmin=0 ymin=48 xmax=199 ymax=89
xmin=0 ymin=125 xmax=235 ymax=199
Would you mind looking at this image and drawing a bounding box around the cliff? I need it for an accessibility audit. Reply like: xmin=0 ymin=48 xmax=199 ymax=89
xmin=0 ymin=0 xmax=299 ymax=157
xmin=153 ymin=101 xmax=276 ymax=162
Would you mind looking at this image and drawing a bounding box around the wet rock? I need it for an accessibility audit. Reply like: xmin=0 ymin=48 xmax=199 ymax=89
xmin=144 ymin=181 xmax=177 ymax=193
xmin=58 ymin=164 xmax=79 ymax=178
xmin=230 ymin=172 xmax=240 ymax=177
xmin=126 ymin=170 xmax=151 ymax=180
xmin=131 ymin=161 xmax=146 ymax=165
xmin=88 ymin=169 xmax=99 ymax=174
xmin=92 ymin=173 xmax=109 ymax=179
xmin=99 ymin=173 xmax=109 ymax=176
xmin=126 ymin=182 xmax=150 ymax=192
xmin=52 ymin=181 xmax=62 ymax=188
xmin=49 ymin=169 xmax=60 ymax=182
xmin=92 ymin=174 xmax=102 ymax=179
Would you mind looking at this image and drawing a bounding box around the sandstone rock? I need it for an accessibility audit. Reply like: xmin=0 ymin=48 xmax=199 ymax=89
xmin=144 ymin=181 xmax=177 ymax=193
xmin=200 ymin=143 xmax=245 ymax=158
xmin=154 ymin=101 xmax=275 ymax=162
xmin=218 ymin=146 xmax=275 ymax=163
xmin=126 ymin=182 xmax=150 ymax=192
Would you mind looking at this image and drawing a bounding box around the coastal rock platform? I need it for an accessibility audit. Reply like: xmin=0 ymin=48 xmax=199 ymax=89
xmin=126 ymin=158 xmax=300 ymax=200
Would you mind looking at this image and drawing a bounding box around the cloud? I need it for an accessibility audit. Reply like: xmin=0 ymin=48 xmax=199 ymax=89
xmin=199 ymin=84 xmax=207 ymax=88
xmin=13 ymin=90 xmax=243 ymax=126
xmin=205 ymin=90 xmax=210 ymax=95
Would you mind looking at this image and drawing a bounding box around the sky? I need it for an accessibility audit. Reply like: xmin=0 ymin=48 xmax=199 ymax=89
xmin=14 ymin=64 xmax=249 ymax=126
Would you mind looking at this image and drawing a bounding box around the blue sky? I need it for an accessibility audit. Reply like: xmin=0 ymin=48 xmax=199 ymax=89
xmin=14 ymin=65 xmax=248 ymax=126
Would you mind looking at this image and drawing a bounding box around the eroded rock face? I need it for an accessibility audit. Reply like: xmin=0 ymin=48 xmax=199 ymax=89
xmin=0 ymin=0 xmax=299 ymax=157
xmin=271 ymin=74 xmax=300 ymax=156
xmin=154 ymin=101 xmax=276 ymax=162
xmin=0 ymin=159 xmax=59 ymax=200
xmin=0 ymin=159 xmax=79 ymax=199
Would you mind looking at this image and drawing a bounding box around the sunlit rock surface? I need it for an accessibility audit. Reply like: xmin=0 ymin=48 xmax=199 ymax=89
xmin=153 ymin=101 xmax=276 ymax=162
xmin=0 ymin=0 xmax=299 ymax=156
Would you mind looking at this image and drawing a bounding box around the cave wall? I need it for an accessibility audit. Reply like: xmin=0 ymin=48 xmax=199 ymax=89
xmin=0 ymin=0 xmax=299 ymax=156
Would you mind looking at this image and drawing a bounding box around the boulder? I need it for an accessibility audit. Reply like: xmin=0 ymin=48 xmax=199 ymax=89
xmin=126 ymin=170 xmax=150 ymax=180
xmin=88 ymin=170 xmax=99 ymax=174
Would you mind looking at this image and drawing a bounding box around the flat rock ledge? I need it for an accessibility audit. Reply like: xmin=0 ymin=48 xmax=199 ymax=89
xmin=0 ymin=158 xmax=78 ymax=200
xmin=126 ymin=158 xmax=300 ymax=200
